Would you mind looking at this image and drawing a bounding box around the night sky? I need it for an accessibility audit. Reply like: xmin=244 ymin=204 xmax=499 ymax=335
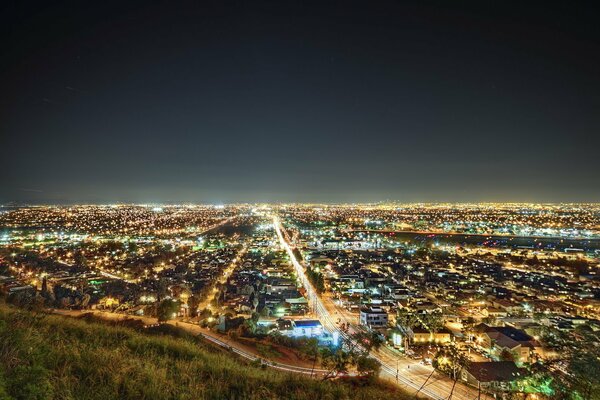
xmin=2 ymin=1 xmax=599 ymax=204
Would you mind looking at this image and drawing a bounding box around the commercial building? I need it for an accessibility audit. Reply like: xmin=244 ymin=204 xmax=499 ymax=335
xmin=359 ymin=306 xmax=389 ymax=328
xmin=292 ymin=319 xmax=323 ymax=338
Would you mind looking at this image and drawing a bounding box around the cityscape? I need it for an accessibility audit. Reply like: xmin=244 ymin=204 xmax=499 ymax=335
xmin=2 ymin=1 xmax=600 ymax=399
xmin=1 ymin=203 xmax=599 ymax=399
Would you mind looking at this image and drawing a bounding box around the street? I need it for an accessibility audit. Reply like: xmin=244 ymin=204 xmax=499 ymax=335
xmin=273 ymin=215 xmax=492 ymax=400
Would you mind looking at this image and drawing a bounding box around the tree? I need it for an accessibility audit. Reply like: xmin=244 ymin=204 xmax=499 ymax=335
xmin=187 ymin=295 xmax=201 ymax=318
xmin=538 ymin=327 xmax=600 ymax=400
xmin=299 ymin=338 xmax=320 ymax=377
xmin=80 ymin=293 xmax=91 ymax=309
xmin=157 ymin=278 xmax=169 ymax=301
xmin=511 ymin=367 xmax=559 ymax=399
xmin=306 ymin=266 xmax=326 ymax=293
xmin=396 ymin=308 xmax=418 ymax=329
xmin=356 ymin=355 xmax=381 ymax=380
xmin=568 ymin=346 xmax=600 ymax=399
xmin=259 ymin=306 xmax=271 ymax=317
xmin=157 ymin=299 xmax=180 ymax=322
xmin=74 ymin=250 xmax=88 ymax=270
xmin=60 ymin=296 xmax=72 ymax=308
xmin=8 ymin=290 xmax=36 ymax=308
xmin=41 ymin=277 xmax=48 ymax=295
xmin=422 ymin=311 xmax=444 ymax=337
xmin=396 ymin=308 xmax=419 ymax=349
xmin=434 ymin=344 xmax=470 ymax=381
xmin=320 ymin=347 xmax=353 ymax=379
xmin=242 ymin=317 xmax=258 ymax=336
xmin=317 ymin=327 xmax=385 ymax=382
xmin=351 ymin=329 xmax=384 ymax=352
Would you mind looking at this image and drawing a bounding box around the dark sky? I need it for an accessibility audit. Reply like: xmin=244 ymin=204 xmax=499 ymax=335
xmin=1 ymin=1 xmax=599 ymax=204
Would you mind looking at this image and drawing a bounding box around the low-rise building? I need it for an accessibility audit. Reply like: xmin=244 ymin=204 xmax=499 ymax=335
xmin=461 ymin=361 xmax=523 ymax=391
xmin=360 ymin=306 xmax=389 ymax=328
xmin=412 ymin=326 xmax=453 ymax=344
xmin=475 ymin=324 xmax=540 ymax=363
xmin=292 ymin=319 xmax=323 ymax=338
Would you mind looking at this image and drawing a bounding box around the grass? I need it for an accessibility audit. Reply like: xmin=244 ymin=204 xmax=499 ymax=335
xmin=255 ymin=343 xmax=283 ymax=360
xmin=0 ymin=303 xmax=410 ymax=400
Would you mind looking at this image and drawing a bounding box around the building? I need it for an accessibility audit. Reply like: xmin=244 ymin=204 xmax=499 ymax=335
xmin=411 ymin=326 xmax=453 ymax=344
xmin=285 ymin=296 xmax=309 ymax=314
xmin=265 ymin=277 xmax=296 ymax=294
xmin=475 ymin=324 xmax=540 ymax=363
xmin=461 ymin=361 xmax=523 ymax=391
xmin=360 ymin=306 xmax=389 ymax=328
xmin=292 ymin=320 xmax=323 ymax=338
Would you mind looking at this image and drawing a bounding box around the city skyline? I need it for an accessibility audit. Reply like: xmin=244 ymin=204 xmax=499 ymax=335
xmin=2 ymin=2 xmax=600 ymax=399
xmin=2 ymin=203 xmax=599 ymax=399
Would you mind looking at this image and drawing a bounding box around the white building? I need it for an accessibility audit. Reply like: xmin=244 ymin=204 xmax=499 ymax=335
xmin=292 ymin=319 xmax=323 ymax=338
xmin=360 ymin=306 xmax=388 ymax=328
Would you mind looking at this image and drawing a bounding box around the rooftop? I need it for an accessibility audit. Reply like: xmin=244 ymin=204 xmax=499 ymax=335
xmin=466 ymin=361 xmax=523 ymax=383
xmin=293 ymin=320 xmax=323 ymax=328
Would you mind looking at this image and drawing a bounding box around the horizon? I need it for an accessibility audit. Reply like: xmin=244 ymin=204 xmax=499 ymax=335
xmin=3 ymin=201 xmax=600 ymax=207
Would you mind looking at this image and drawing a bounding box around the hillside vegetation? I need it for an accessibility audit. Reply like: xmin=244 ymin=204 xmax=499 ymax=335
xmin=0 ymin=303 xmax=408 ymax=400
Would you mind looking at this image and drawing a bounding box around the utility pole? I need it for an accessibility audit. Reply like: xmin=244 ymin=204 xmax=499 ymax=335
xmin=447 ymin=364 xmax=465 ymax=400
xmin=414 ymin=368 xmax=435 ymax=399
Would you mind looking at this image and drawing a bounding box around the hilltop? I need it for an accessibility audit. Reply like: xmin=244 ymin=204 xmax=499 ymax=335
xmin=0 ymin=303 xmax=409 ymax=400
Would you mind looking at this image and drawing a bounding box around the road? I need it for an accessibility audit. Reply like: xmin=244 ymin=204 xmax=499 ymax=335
xmin=199 ymin=243 xmax=248 ymax=311
xmin=273 ymin=215 xmax=492 ymax=400
xmin=343 ymin=227 xmax=600 ymax=243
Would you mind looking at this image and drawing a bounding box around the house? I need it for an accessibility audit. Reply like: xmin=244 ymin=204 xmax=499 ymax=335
xmin=309 ymin=256 xmax=333 ymax=267
xmin=337 ymin=275 xmax=365 ymax=290
xmin=461 ymin=361 xmax=523 ymax=391
xmin=265 ymin=277 xmax=296 ymax=294
xmin=491 ymin=299 xmax=522 ymax=314
xmin=285 ymin=296 xmax=309 ymax=314
xmin=413 ymin=301 xmax=441 ymax=313
xmin=360 ymin=306 xmax=389 ymax=328
xmin=291 ymin=320 xmax=323 ymax=338
xmin=383 ymin=284 xmax=411 ymax=300
xmin=484 ymin=307 xmax=508 ymax=318
xmin=411 ymin=326 xmax=453 ymax=344
xmin=475 ymin=324 xmax=540 ymax=363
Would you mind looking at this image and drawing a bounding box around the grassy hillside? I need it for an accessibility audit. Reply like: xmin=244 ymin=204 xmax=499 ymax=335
xmin=0 ymin=304 xmax=408 ymax=400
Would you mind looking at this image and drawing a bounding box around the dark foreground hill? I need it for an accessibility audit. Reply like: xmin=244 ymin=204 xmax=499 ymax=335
xmin=0 ymin=304 xmax=408 ymax=400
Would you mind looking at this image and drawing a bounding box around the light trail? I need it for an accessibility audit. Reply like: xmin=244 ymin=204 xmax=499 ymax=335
xmin=198 ymin=332 xmax=329 ymax=375
xmin=272 ymin=215 xmax=447 ymax=400
xmin=199 ymin=244 xmax=248 ymax=311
